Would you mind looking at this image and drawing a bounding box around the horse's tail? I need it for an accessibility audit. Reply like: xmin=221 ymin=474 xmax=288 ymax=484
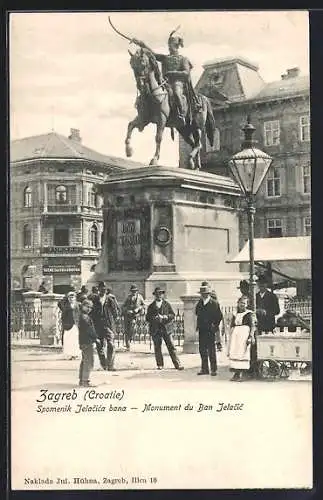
xmin=170 ymin=127 xmax=175 ymax=141
xmin=204 ymin=96 xmax=216 ymax=148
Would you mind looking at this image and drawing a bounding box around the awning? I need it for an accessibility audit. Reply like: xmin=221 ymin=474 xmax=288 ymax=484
xmin=228 ymin=237 xmax=311 ymax=282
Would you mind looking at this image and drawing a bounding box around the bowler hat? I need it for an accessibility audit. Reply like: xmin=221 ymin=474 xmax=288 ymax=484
xmin=98 ymin=281 xmax=106 ymax=288
xmin=153 ymin=287 xmax=165 ymax=296
xmin=130 ymin=284 xmax=138 ymax=292
xmin=199 ymin=284 xmax=211 ymax=294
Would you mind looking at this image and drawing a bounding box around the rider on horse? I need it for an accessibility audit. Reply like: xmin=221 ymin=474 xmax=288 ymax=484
xmin=132 ymin=29 xmax=201 ymax=127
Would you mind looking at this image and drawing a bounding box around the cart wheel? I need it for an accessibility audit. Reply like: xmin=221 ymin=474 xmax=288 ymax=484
xmin=258 ymin=360 xmax=280 ymax=379
xmin=258 ymin=360 xmax=271 ymax=379
xmin=279 ymin=363 xmax=290 ymax=379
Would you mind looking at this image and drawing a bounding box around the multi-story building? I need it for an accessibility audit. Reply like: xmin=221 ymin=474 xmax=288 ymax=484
xmin=10 ymin=128 xmax=141 ymax=294
xmin=179 ymin=57 xmax=311 ymax=245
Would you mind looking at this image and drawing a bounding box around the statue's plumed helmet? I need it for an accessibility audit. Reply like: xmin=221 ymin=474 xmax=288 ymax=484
xmin=168 ymin=27 xmax=184 ymax=48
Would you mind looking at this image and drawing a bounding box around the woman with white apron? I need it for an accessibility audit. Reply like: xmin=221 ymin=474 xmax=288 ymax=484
xmin=61 ymin=291 xmax=80 ymax=360
xmin=227 ymin=296 xmax=254 ymax=381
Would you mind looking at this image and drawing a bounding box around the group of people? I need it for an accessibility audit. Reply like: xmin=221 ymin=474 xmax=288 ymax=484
xmin=56 ymin=274 xmax=290 ymax=386
xmin=58 ymin=282 xmax=121 ymax=386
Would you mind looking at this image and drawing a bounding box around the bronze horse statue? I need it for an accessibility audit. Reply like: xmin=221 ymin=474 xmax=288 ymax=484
xmin=125 ymin=47 xmax=216 ymax=169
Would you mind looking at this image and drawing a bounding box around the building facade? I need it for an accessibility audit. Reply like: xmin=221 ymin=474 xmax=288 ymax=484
xmin=10 ymin=128 xmax=141 ymax=294
xmin=179 ymin=58 xmax=311 ymax=247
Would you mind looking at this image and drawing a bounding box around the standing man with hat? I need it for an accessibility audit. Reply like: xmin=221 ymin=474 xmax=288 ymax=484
xmin=90 ymin=281 xmax=121 ymax=371
xmin=256 ymin=276 xmax=280 ymax=333
xmin=146 ymin=287 xmax=184 ymax=371
xmin=250 ymin=275 xmax=280 ymax=379
xmin=195 ymin=282 xmax=223 ymax=376
xmin=122 ymin=284 xmax=145 ymax=350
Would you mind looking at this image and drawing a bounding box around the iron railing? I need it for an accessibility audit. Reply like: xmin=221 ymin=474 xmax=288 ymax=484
xmin=11 ymin=299 xmax=236 ymax=348
xmin=11 ymin=301 xmax=42 ymax=341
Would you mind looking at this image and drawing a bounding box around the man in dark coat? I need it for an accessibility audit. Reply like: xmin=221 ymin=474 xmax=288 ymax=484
xmin=90 ymin=281 xmax=120 ymax=371
xmin=146 ymin=287 xmax=184 ymax=370
xmin=122 ymin=284 xmax=145 ymax=350
xmin=195 ymin=282 xmax=223 ymax=376
xmin=256 ymin=276 xmax=280 ymax=333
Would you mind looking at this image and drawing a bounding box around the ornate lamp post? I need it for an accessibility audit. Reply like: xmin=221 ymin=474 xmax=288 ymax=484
xmin=228 ymin=117 xmax=273 ymax=332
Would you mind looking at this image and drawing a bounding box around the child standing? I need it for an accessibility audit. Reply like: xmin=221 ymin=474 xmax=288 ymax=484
xmin=78 ymin=299 xmax=99 ymax=387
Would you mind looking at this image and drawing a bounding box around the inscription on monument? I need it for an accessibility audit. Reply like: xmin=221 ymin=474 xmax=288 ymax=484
xmin=117 ymin=219 xmax=141 ymax=262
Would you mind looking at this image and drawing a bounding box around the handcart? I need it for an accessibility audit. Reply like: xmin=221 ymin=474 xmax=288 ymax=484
xmin=256 ymin=330 xmax=311 ymax=379
xmin=228 ymin=236 xmax=312 ymax=380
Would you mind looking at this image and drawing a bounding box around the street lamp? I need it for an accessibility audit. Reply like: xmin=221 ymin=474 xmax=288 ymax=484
xmin=228 ymin=117 xmax=273 ymax=329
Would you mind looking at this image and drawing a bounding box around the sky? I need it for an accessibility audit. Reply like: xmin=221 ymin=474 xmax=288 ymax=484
xmin=10 ymin=11 xmax=309 ymax=166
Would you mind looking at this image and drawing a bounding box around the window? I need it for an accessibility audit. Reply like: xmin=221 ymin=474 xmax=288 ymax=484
xmin=54 ymin=227 xmax=69 ymax=246
xmin=89 ymin=224 xmax=99 ymax=248
xmin=266 ymin=167 xmax=281 ymax=197
xmin=267 ymin=219 xmax=282 ymax=238
xmin=55 ymin=185 xmax=67 ymax=204
xmin=300 ymin=115 xmax=310 ymax=142
xmin=23 ymin=224 xmax=32 ymax=248
xmin=302 ymin=164 xmax=311 ymax=194
xmin=23 ymin=187 xmax=32 ymax=208
xmin=304 ymin=216 xmax=311 ymax=236
xmin=264 ymin=120 xmax=280 ymax=146
xmin=88 ymin=186 xmax=98 ymax=207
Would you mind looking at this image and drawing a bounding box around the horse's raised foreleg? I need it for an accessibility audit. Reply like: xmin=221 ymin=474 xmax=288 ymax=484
xmin=125 ymin=117 xmax=140 ymax=158
xmin=149 ymin=115 xmax=167 ymax=166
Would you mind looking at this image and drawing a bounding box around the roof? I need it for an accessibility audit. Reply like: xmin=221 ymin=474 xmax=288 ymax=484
xmin=247 ymin=74 xmax=309 ymax=102
xmin=10 ymin=131 xmax=145 ymax=169
xmin=230 ymin=237 xmax=311 ymax=263
xmin=228 ymin=237 xmax=311 ymax=282
xmin=203 ymin=56 xmax=259 ymax=72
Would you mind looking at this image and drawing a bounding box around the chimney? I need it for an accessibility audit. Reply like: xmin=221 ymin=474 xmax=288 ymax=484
xmin=68 ymin=128 xmax=82 ymax=142
xmin=286 ymin=67 xmax=300 ymax=78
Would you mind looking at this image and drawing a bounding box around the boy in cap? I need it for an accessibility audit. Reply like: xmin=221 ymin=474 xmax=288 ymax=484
xmin=78 ymin=299 xmax=100 ymax=387
xmin=146 ymin=287 xmax=184 ymax=370
xmin=195 ymin=282 xmax=223 ymax=376
xmin=122 ymin=284 xmax=145 ymax=350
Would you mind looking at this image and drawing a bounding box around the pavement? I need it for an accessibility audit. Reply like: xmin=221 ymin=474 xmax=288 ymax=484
xmin=11 ymin=342 xmax=311 ymax=391
xmin=10 ymin=343 xmax=313 ymax=490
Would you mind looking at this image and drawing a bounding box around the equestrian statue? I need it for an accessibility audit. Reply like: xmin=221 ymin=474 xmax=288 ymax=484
xmin=108 ymin=17 xmax=216 ymax=169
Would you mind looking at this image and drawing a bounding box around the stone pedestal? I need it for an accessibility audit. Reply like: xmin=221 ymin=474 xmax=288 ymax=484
xmin=92 ymin=165 xmax=244 ymax=307
xmin=40 ymin=293 xmax=63 ymax=346
xmin=181 ymin=295 xmax=200 ymax=353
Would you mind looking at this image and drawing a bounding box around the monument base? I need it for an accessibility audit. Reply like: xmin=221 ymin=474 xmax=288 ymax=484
xmin=92 ymin=165 xmax=244 ymax=308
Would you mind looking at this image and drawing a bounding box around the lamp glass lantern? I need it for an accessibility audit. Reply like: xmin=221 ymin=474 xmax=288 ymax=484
xmin=228 ymin=121 xmax=273 ymax=197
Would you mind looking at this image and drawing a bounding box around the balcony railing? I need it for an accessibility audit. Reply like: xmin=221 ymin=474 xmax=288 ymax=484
xmin=41 ymin=246 xmax=81 ymax=254
xmin=43 ymin=205 xmax=103 ymax=214
xmin=47 ymin=205 xmax=80 ymax=213
xmin=41 ymin=246 xmax=101 ymax=255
